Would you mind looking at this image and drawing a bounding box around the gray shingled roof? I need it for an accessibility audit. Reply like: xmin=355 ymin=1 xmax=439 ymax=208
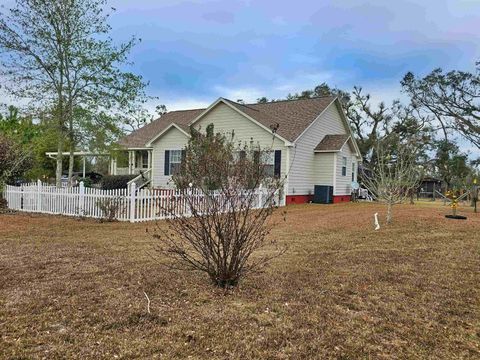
xmin=118 ymin=96 xmax=337 ymax=148
xmin=118 ymin=109 xmax=204 ymax=148
xmin=314 ymin=134 xmax=350 ymax=152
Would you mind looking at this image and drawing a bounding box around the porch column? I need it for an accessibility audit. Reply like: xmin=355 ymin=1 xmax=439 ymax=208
xmin=128 ymin=151 xmax=134 ymax=175
xmin=82 ymin=156 xmax=86 ymax=178
xmin=109 ymin=155 xmax=116 ymax=175
xmin=147 ymin=150 xmax=152 ymax=169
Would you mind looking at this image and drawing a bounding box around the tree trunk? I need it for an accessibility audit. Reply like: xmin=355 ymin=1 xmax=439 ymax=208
xmin=55 ymin=81 xmax=65 ymax=187
xmin=386 ymin=202 xmax=393 ymax=224
xmin=67 ymin=99 xmax=75 ymax=187
xmin=55 ymin=136 xmax=63 ymax=187
xmin=68 ymin=144 xmax=75 ymax=187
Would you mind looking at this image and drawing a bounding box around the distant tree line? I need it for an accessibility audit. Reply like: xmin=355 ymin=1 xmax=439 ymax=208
xmin=255 ymin=65 xmax=480 ymax=190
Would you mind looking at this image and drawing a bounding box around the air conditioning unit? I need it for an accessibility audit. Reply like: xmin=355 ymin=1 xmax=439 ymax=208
xmin=313 ymin=185 xmax=333 ymax=204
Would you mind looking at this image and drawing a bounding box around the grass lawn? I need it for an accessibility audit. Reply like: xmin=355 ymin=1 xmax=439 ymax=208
xmin=1 ymin=202 xmax=479 ymax=359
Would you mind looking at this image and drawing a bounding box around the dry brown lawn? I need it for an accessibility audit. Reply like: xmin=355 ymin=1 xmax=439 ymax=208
xmin=0 ymin=202 xmax=479 ymax=359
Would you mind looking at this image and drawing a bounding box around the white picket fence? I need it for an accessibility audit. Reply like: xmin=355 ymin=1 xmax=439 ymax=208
xmin=2 ymin=180 xmax=281 ymax=222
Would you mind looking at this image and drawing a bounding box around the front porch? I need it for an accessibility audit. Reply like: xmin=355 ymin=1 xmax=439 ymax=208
xmin=111 ymin=149 xmax=153 ymax=176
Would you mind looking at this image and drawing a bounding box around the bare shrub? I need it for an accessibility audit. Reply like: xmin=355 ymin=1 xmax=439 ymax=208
xmin=0 ymin=197 xmax=8 ymax=212
xmin=96 ymin=197 xmax=124 ymax=222
xmin=152 ymin=124 xmax=286 ymax=287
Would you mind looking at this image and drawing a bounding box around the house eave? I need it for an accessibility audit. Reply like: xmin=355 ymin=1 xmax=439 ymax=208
xmin=145 ymin=123 xmax=191 ymax=147
xmin=188 ymin=97 xmax=294 ymax=146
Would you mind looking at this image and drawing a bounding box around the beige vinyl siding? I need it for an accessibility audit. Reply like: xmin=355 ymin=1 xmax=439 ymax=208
xmin=151 ymin=127 xmax=189 ymax=188
xmin=152 ymin=102 xmax=289 ymax=188
xmin=314 ymin=153 xmax=334 ymax=186
xmin=195 ymin=103 xmax=288 ymax=180
xmin=288 ymin=102 xmax=347 ymax=195
xmin=334 ymin=143 xmax=355 ymax=195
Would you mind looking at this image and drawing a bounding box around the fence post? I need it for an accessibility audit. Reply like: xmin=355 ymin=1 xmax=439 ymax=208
xmin=129 ymin=182 xmax=136 ymax=223
xmin=20 ymin=183 xmax=24 ymax=210
xmin=37 ymin=179 xmax=42 ymax=211
xmin=258 ymin=185 xmax=262 ymax=208
xmin=79 ymin=181 xmax=85 ymax=216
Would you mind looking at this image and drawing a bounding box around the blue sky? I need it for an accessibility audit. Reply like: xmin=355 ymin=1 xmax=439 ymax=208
xmin=1 ymin=0 xmax=479 ymax=155
xmin=103 ymin=0 xmax=480 ymax=112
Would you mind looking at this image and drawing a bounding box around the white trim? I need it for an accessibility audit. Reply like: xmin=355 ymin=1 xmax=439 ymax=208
xmin=145 ymin=123 xmax=190 ymax=147
xmin=188 ymin=97 xmax=294 ymax=146
xmin=151 ymin=149 xmax=155 ymax=185
xmin=45 ymin=151 xmax=109 ymax=158
xmin=120 ymin=147 xmax=153 ymax=151
xmin=292 ymin=97 xmax=337 ymax=143
xmin=314 ymin=150 xmax=341 ymax=153
xmin=333 ymin=99 xmax=362 ymax=158
xmin=313 ymin=135 xmax=352 ymax=153
xmin=333 ymin=152 xmax=337 ymax=196
xmin=284 ymin=146 xmax=290 ymax=198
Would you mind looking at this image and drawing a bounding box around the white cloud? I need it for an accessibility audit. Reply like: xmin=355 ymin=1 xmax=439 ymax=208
xmin=212 ymin=85 xmax=265 ymax=103
xmin=144 ymin=94 xmax=210 ymax=113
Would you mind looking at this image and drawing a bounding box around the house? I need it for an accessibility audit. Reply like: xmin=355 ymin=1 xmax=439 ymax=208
xmin=114 ymin=96 xmax=362 ymax=204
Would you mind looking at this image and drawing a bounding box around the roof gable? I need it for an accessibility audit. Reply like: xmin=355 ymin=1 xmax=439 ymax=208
xmin=188 ymin=98 xmax=293 ymax=145
xmin=314 ymin=134 xmax=350 ymax=152
xmin=223 ymin=97 xmax=336 ymax=143
xmin=118 ymin=96 xmax=345 ymax=148
xmin=145 ymin=123 xmax=190 ymax=146
xmin=118 ymin=108 xmax=203 ymax=148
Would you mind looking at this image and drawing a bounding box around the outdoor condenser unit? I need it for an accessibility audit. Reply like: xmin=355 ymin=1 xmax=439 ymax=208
xmin=313 ymin=185 xmax=334 ymax=204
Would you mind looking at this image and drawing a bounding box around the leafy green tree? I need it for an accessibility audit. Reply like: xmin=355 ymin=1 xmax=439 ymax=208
xmin=433 ymin=140 xmax=471 ymax=189
xmin=0 ymin=105 xmax=39 ymax=144
xmin=283 ymin=82 xmax=350 ymax=106
xmin=0 ymin=135 xmax=33 ymax=190
xmin=0 ymin=104 xmax=77 ymax=181
xmin=0 ymin=0 xmax=150 ymax=186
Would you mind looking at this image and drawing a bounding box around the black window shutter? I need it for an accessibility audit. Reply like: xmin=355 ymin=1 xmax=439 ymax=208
xmin=274 ymin=150 xmax=281 ymax=177
xmin=253 ymin=151 xmax=260 ymax=164
xmin=164 ymin=150 xmax=170 ymax=175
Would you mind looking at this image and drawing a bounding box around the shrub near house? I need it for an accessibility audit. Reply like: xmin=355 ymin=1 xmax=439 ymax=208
xmin=101 ymin=175 xmax=137 ymax=190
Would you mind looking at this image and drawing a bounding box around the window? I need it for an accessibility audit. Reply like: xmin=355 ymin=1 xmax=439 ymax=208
xmin=262 ymin=151 xmax=275 ymax=177
xmin=352 ymin=161 xmax=356 ymax=181
xmin=169 ymin=150 xmax=182 ymax=175
xmin=341 ymin=156 xmax=347 ymax=176
xmin=135 ymin=151 xmax=149 ymax=169
xmin=141 ymin=151 xmax=149 ymax=169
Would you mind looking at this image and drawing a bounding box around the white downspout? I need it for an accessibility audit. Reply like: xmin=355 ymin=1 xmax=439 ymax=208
xmin=283 ymin=146 xmax=291 ymax=206
xmin=333 ymin=153 xmax=337 ymax=197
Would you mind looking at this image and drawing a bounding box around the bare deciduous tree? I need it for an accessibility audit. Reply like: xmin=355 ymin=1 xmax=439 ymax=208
xmin=402 ymin=64 xmax=480 ymax=149
xmin=151 ymin=124 xmax=286 ymax=288
xmin=361 ymin=136 xmax=422 ymax=224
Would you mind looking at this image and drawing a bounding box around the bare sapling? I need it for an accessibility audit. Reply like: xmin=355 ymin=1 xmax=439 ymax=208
xmin=151 ymin=124 xmax=286 ymax=287
xmin=362 ymin=135 xmax=422 ymax=224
